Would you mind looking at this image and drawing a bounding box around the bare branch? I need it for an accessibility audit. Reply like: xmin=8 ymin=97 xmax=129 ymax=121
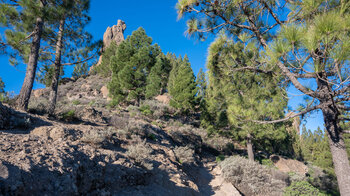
xmin=61 ymin=54 xmax=95 ymax=66
xmin=338 ymin=104 xmax=350 ymax=111
xmin=228 ymin=66 xmax=274 ymax=75
xmin=259 ymin=0 xmax=283 ymax=25
xmin=251 ymin=104 xmax=323 ymax=124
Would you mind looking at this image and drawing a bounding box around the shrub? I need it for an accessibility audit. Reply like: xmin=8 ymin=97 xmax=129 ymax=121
xmin=147 ymin=133 xmax=156 ymax=141
xmin=174 ymin=146 xmax=195 ymax=164
xmin=307 ymin=164 xmax=339 ymax=195
xmin=220 ymin=156 xmax=288 ymax=196
xmin=88 ymin=100 xmax=95 ymax=106
xmin=28 ymin=97 xmax=49 ymax=114
xmin=127 ymin=120 xmax=148 ymax=137
xmin=126 ymin=137 xmax=153 ymax=170
xmin=139 ymin=104 xmax=153 ymax=117
xmin=141 ymin=99 xmax=174 ymax=118
xmin=81 ymin=127 xmax=117 ymax=146
xmin=126 ymin=119 xmax=159 ymax=141
xmin=200 ymin=134 xmax=235 ymax=155
xmin=283 ymin=181 xmax=327 ymax=196
xmin=169 ymin=125 xmax=202 ymax=152
xmin=115 ymin=129 xmax=131 ymax=140
xmin=0 ymin=91 xmax=16 ymax=106
xmin=62 ymin=110 xmax=76 ymax=121
xmin=168 ymin=119 xmax=183 ymax=127
xmin=288 ymin=172 xmax=306 ymax=183
xmin=216 ymin=154 xmax=225 ymax=162
xmin=151 ymin=120 xmax=162 ymax=128
xmin=261 ymin=159 xmax=275 ymax=169
xmin=72 ymin=100 xmax=80 ymax=105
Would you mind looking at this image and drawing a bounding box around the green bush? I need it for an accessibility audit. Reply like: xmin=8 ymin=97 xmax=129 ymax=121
xmin=88 ymin=100 xmax=95 ymax=106
xmin=216 ymin=154 xmax=225 ymax=162
xmin=283 ymin=181 xmax=327 ymax=196
xmin=62 ymin=110 xmax=76 ymax=121
xmin=147 ymin=133 xmax=156 ymax=141
xmin=140 ymin=104 xmax=153 ymax=117
xmin=261 ymin=158 xmax=275 ymax=169
xmin=72 ymin=100 xmax=80 ymax=105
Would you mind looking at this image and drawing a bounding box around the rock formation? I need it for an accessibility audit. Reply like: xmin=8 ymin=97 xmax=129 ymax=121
xmin=92 ymin=20 xmax=126 ymax=70
xmin=102 ymin=20 xmax=126 ymax=51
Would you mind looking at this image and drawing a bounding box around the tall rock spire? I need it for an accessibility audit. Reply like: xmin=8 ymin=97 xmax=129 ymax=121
xmin=91 ymin=20 xmax=126 ymax=71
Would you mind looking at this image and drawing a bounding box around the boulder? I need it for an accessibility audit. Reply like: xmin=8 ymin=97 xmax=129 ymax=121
xmin=32 ymin=89 xmax=45 ymax=98
xmin=271 ymin=155 xmax=308 ymax=175
xmin=155 ymin=94 xmax=170 ymax=104
xmin=100 ymin=86 xmax=109 ymax=99
xmin=31 ymin=126 xmax=78 ymax=141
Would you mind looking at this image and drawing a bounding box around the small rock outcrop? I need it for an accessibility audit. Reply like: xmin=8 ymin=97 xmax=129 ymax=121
xmin=271 ymin=155 xmax=308 ymax=175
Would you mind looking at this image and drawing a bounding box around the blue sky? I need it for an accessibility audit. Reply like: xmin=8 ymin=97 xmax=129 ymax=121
xmin=0 ymin=0 xmax=323 ymax=131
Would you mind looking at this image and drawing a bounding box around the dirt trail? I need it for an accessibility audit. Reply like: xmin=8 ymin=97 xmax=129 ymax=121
xmin=192 ymin=158 xmax=241 ymax=196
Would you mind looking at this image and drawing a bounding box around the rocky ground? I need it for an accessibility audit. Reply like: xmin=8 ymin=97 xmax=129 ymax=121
xmin=0 ymin=74 xmax=319 ymax=195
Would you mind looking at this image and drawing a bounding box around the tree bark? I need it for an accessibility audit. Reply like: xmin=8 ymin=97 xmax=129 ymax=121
xmin=247 ymin=133 xmax=254 ymax=161
xmin=324 ymin=113 xmax=350 ymax=196
xmin=48 ymin=17 xmax=65 ymax=115
xmin=16 ymin=4 xmax=45 ymax=111
xmin=317 ymin=74 xmax=350 ymax=196
xmin=0 ymin=101 xmax=10 ymax=129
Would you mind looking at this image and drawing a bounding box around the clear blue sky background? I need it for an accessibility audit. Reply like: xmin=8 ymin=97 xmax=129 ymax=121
xmin=0 ymin=0 xmax=323 ymax=131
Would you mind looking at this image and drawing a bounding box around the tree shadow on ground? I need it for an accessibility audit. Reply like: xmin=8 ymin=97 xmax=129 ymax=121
xmin=0 ymin=140 xmax=206 ymax=196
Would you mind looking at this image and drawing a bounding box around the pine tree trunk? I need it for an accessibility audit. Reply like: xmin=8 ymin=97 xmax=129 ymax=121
xmin=317 ymin=74 xmax=350 ymax=196
xmin=16 ymin=4 xmax=45 ymax=111
xmin=322 ymin=106 xmax=350 ymax=195
xmin=247 ymin=133 xmax=254 ymax=161
xmin=48 ymin=17 xmax=65 ymax=115
xmin=0 ymin=101 xmax=10 ymax=129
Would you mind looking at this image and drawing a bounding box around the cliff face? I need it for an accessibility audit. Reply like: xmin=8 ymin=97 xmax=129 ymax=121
xmin=93 ymin=19 xmax=126 ymax=69
xmin=102 ymin=20 xmax=126 ymax=51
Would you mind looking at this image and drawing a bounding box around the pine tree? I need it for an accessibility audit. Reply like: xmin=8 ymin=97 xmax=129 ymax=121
xmin=108 ymin=27 xmax=161 ymax=105
xmin=1 ymin=0 xmax=48 ymax=110
xmin=196 ymin=68 xmax=206 ymax=101
xmin=46 ymin=0 xmax=97 ymax=115
xmin=0 ymin=78 xmax=4 ymax=94
xmin=206 ymin=33 xmax=288 ymax=160
xmin=177 ymin=1 xmax=350 ymax=193
xmin=95 ymin=41 xmax=117 ymax=77
xmin=168 ymin=55 xmax=197 ymax=113
xmin=145 ymin=53 xmax=171 ymax=98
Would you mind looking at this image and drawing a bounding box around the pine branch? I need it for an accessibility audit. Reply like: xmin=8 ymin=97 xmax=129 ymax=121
xmin=250 ymin=104 xmax=323 ymax=124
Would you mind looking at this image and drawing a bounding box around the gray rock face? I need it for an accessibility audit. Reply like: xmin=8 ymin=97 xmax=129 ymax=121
xmin=93 ymin=20 xmax=126 ymax=69
xmin=102 ymin=20 xmax=126 ymax=51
